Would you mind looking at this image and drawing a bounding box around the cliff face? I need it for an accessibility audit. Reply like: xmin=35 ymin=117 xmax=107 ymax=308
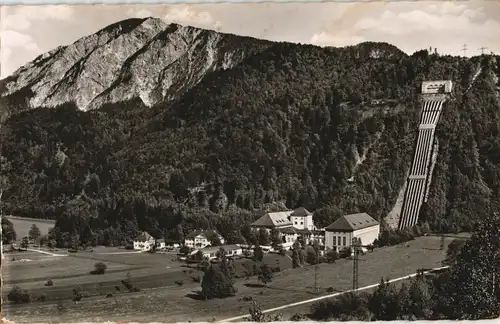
xmin=0 ymin=18 xmax=271 ymax=112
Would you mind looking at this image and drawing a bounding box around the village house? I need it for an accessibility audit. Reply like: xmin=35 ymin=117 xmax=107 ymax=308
xmin=133 ymin=231 xmax=166 ymax=251
xmin=250 ymin=207 xmax=323 ymax=248
xmin=184 ymin=229 xmax=225 ymax=249
xmin=190 ymin=244 xmax=243 ymax=261
xmin=324 ymin=213 xmax=380 ymax=252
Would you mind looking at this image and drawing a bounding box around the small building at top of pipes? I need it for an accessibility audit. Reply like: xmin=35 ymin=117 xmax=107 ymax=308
xmin=421 ymin=80 xmax=453 ymax=94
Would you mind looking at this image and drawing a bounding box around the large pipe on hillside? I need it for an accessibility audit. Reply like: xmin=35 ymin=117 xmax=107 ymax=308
xmin=398 ymin=80 xmax=452 ymax=230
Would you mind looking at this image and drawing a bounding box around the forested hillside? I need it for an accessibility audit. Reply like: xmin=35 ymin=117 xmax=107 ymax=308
xmin=1 ymin=34 xmax=499 ymax=247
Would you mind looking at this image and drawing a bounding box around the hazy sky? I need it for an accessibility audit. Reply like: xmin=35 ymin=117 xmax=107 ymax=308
xmin=1 ymin=0 xmax=500 ymax=78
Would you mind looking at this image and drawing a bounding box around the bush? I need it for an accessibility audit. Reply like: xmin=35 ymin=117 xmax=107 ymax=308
xmin=175 ymin=280 xmax=184 ymax=286
xmin=8 ymin=286 xmax=31 ymax=304
xmin=45 ymin=279 xmax=54 ymax=286
xmin=91 ymin=262 xmax=107 ymax=275
xmin=125 ymin=244 xmax=134 ymax=250
xmin=106 ymin=293 xmax=113 ymax=298
xmin=38 ymin=294 xmax=47 ymax=302
xmin=290 ymin=313 xmax=309 ymax=321
xmin=129 ymin=286 xmax=141 ymax=292
xmin=326 ymin=287 xmax=335 ymax=293
xmin=242 ymin=295 xmax=253 ymax=301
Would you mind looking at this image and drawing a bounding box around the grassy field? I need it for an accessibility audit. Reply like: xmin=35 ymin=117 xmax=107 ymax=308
xmin=3 ymin=235 xmax=460 ymax=323
xmin=4 ymin=216 xmax=56 ymax=240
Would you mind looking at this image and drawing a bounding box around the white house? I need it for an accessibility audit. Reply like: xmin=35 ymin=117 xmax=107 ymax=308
xmin=290 ymin=207 xmax=316 ymax=230
xmin=133 ymin=232 xmax=166 ymax=251
xmin=324 ymin=213 xmax=380 ymax=252
xmin=184 ymin=229 xmax=225 ymax=249
xmin=191 ymin=244 xmax=243 ymax=260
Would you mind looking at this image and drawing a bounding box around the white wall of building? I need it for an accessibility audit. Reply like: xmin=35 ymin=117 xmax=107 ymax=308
xmin=291 ymin=215 xmax=314 ymax=230
xmin=325 ymin=225 xmax=379 ymax=252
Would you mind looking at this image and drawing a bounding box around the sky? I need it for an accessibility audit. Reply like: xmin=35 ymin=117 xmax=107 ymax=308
xmin=1 ymin=0 xmax=500 ymax=78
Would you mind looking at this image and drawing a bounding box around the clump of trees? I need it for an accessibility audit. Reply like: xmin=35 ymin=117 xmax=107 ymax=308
xmin=201 ymin=253 xmax=237 ymax=299
xmin=1 ymin=217 xmax=16 ymax=244
xmin=7 ymin=286 xmax=31 ymax=304
xmin=90 ymin=262 xmax=107 ymax=275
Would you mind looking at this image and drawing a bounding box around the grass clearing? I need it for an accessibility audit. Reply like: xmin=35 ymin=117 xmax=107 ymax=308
xmin=3 ymin=235 xmax=456 ymax=323
xmin=5 ymin=216 xmax=55 ymax=239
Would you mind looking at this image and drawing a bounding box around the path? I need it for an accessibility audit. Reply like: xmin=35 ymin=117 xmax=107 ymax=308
xmin=26 ymin=248 xmax=67 ymax=257
xmin=218 ymin=265 xmax=450 ymax=322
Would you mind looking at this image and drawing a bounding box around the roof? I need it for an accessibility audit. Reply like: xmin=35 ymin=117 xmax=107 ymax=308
xmin=200 ymin=244 xmax=241 ymax=254
xmin=325 ymin=213 xmax=379 ymax=232
xmin=279 ymin=227 xmax=297 ymax=235
xmin=185 ymin=229 xmax=220 ymax=239
xmin=295 ymin=228 xmax=312 ymax=235
xmin=135 ymin=231 xmax=153 ymax=242
xmin=290 ymin=207 xmax=313 ymax=217
xmin=250 ymin=211 xmax=293 ymax=227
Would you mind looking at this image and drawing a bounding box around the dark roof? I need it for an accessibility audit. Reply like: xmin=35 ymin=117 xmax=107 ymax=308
xmin=290 ymin=207 xmax=313 ymax=217
xmin=250 ymin=211 xmax=293 ymax=227
xmin=295 ymin=228 xmax=312 ymax=235
xmin=135 ymin=231 xmax=153 ymax=241
xmin=279 ymin=227 xmax=297 ymax=234
xmin=325 ymin=213 xmax=379 ymax=232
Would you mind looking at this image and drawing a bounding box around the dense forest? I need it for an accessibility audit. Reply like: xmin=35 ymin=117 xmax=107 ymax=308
xmin=1 ymin=38 xmax=499 ymax=247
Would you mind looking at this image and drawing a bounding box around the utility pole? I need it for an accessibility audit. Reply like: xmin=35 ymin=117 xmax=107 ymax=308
xmin=462 ymin=44 xmax=468 ymax=57
xmin=313 ymin=245 xmax=320 ymax=293
xmin=352 ymin=237 xmax=360 ymax=292
xmin=478 ymin=47 xmax=488 ymax=55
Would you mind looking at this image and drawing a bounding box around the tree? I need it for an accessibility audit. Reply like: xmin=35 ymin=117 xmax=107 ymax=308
xmin=179 ymin=245 xmax=191 ymax=255
xmin=1 ymin=217 xmax=16 ymax=244
xmin=201 ymin=263 xmax=236 ymax=299
xmin=253 ymin=245 xmax=264 ymax=262
xmin=92 ymin=262 xmax=107 ymax=275
xmin=326 ymin=250 xmax=339 ymax=263
xmin=443 ymin=211 xmax=500 ymax=319
xmin=28 ymin=224 xmax=42 ymax=242
xmin=292 ymin=248 xmax=301 ymax=268
xmin=7 ymin=286 xmax=31 ymax=304
xmin=20 ymin=236 xmax=29 ymax=250
xmin=270 ymin=228 xmax=282 ymax=250
xmin=368 ymin=278 xmax=400 ymax=320
xmin=258 ymin=228 xmax=270 ymax=246
xmin=258 ymin=264 xmax=274 ymax=286
xmin=443 ymin=238 xmax=467 ymax=266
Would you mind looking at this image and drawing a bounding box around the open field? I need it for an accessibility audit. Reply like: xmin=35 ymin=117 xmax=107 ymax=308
xmin=4 ymin=216 xmax=56 ymax=239
xmin=3 ymin=235 xmax=457 ymax=323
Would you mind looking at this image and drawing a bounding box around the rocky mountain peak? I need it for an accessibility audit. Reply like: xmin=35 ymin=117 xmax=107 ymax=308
xmin=1 ymin=17 xmax=271 ymax=112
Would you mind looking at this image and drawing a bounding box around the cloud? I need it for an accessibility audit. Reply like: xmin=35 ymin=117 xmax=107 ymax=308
xmin=310 ymin=2 xmax=500 ymax=54
xmin=311 ymin=32 xmax=365 ymax=47
xmin=1 ymin=30 xmax=40 ymax=76
xmin=126 ymin=8 xmax=153 ymax=19
xmin=2 ymin=5 xmax=75 ymax=31
xmin=163 ymin=6 xmax=222 ymax=30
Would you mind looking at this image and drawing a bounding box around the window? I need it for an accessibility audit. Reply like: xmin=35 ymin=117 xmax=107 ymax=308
xmin=300 ymin=222 xmax=303 ymax=225
xmin=337 ymin=236 xmax=341 ymax=246
xmin=343 ymin=237 xmax=346 ymax=246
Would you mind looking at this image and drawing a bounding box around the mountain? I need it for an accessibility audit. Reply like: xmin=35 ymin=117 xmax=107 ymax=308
xmin=1 ymin=18 xmax=500 ymax=248
xmin=0 ymin=17 xmax=271 ymax=114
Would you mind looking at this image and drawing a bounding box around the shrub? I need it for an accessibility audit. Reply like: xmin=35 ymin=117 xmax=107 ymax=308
xmin=91 ymin=262 xmax=107 ymax=275
xmin=8 ymin=286 xmax=31 ymax=304
xmin=125 ymin=244 xmax=134 ymax=250
xmin=290 ymin=313 xmax=308 ymax=321
xmin=106 ymin=293 xmax=113 ymax=298
xmin=38 ymin=294 xmax=47 ymax=302
xmin=326 ymin=287 xmax=335 ymax=293
xmin=175 ymin=280 xmax=184 ymax=286
xmin=45 ymin=279 xmax=54 ymax=286
xmin=242 ymin=295 xmax=253 ymax=301
xmin=129 ymin=286 xmax=141 ymax=292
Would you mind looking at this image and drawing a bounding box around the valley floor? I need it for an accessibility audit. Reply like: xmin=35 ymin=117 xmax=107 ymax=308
xmin=2 ymin=235 xmax=462 ymax=323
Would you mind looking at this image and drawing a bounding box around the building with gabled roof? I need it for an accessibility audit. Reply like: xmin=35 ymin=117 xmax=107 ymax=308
xmin=324 ymin=213 xmax=380 ymax=252
xmin=250 ymin=211 xmax=294 ymax=229
xmin=133 ymin=231 xmax=166 ymax=251
xmin=184 ymin=229 xmax=225 ymax=249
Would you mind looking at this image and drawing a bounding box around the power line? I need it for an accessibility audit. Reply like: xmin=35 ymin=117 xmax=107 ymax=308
xmin=462 ymin=44 xmax=468 ymax=57
xmin=478 ymin=46 xmax=488 ymax=55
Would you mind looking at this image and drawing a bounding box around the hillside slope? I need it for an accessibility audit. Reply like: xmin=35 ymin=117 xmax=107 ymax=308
xmin=0 ymin=18 xmax=271 ymax=113
xmin=1 ymin=20 xmax=500 ymax=247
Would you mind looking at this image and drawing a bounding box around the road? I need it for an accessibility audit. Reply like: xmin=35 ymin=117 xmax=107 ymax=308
xmin=218 ymin=265 xmax=450 ymax=322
